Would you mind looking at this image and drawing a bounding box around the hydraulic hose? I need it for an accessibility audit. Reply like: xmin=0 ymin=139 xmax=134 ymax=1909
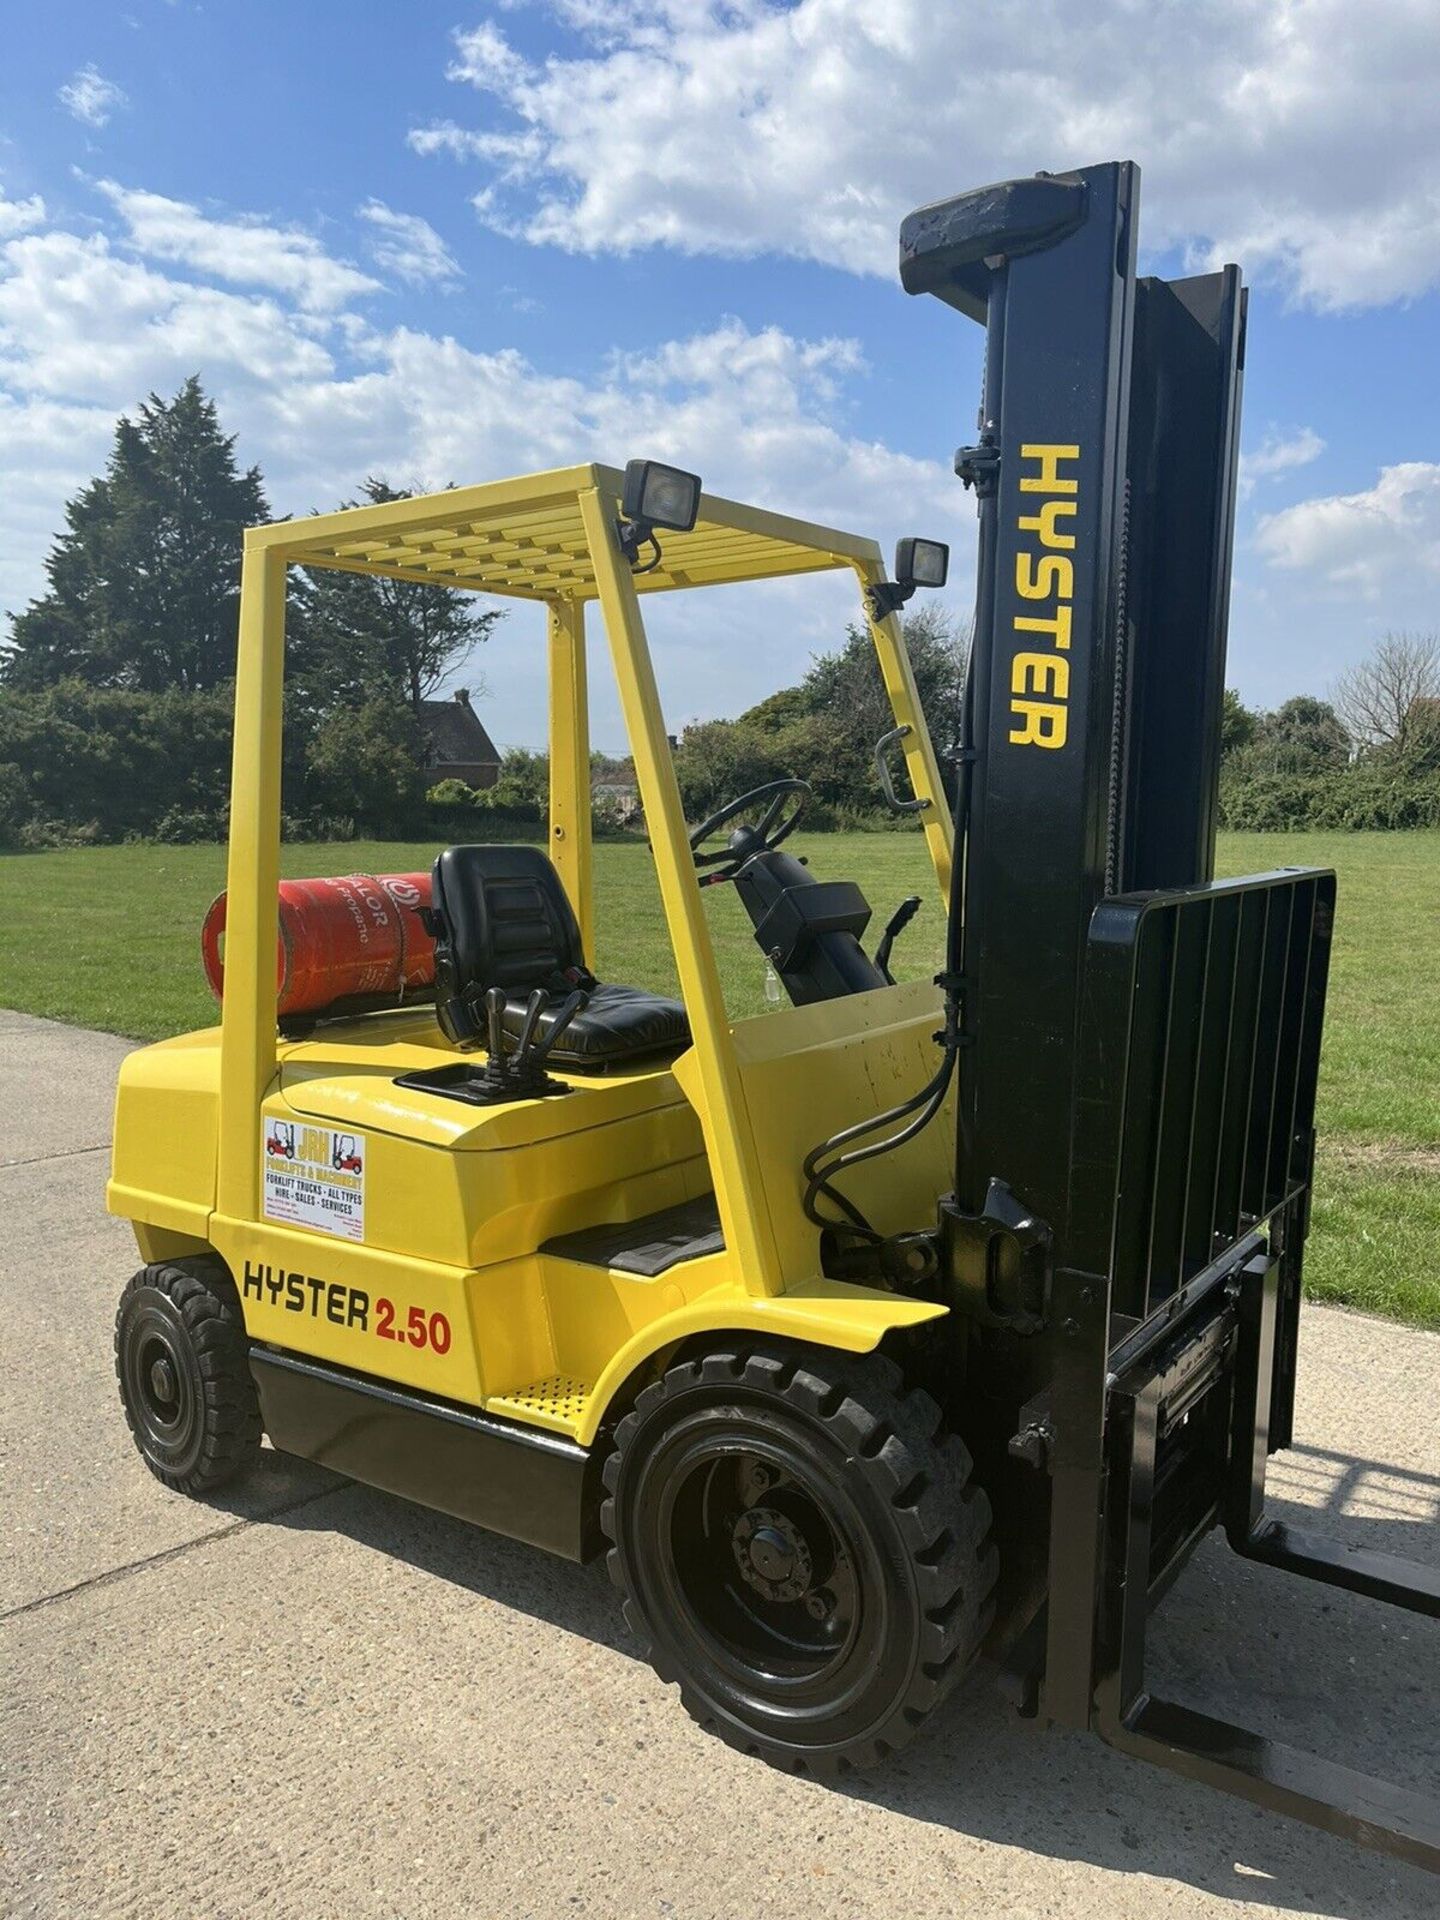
xmin=801 ymin=1043 xmax=958 ymax=1239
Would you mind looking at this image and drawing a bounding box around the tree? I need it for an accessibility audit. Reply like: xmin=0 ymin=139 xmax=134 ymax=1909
xmin=1332 ymin=632 xmax=1440 ymax=760
xmin=0 ymin=680 xmax=235 ymax=838
xmin=1254 ymin=695 xmax=1350 ymax=772
xmin=732 ymin=603 xmax=970 ymax=811
xmin=305 ymin=698 xmax=426 ymax=831
xmin=1220 ymin=687 xmax=1258 ymax=757
xmin=797 ymin=602 xmax=967 ymax=746
xmin=298 ymin=478 xmax=504 ymax=715
xmin=473 ymin=747 xmax=551 ymax=822
xmin=0 ymin=761 xmax=28 ymax=847
xmin=671 ymin=719 xmax=794 ymax=822
xmin=2 ymin=379 xmax=268 ymax=692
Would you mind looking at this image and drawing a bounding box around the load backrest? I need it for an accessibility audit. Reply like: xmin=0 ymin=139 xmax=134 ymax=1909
xmin=1067 ymin=867 xmax=1334 ymax=1331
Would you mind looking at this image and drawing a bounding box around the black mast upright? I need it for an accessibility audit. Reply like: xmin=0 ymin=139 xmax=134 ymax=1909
xmin=900 ymin=162 xmax=1246 ymax=1262
xmin=898 ymin=161 xmax=1439 ymax=1876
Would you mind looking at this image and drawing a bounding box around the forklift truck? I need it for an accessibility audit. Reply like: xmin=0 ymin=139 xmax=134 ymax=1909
xmin=109 ymin=160 xmax=1437 ymax=1868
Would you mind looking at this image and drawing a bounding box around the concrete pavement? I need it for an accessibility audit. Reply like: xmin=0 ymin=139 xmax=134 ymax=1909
xmin=2 ymin=1007 xmax=1436 ymax=1919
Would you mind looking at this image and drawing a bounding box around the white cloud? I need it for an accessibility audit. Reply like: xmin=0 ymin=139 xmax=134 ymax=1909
xmin=0 ymin=208 xmax=343 ymax=615
xmin=0 ymin=230 xmax=335 ymax=404
xmin=58 ymin=65 xmax=127 ymax=128
xmin=0 ymin=188 xmax=944 ymax=543
xmin=0 ymin=188 xmax=46 ymax=238
xmin=410 ymin=1 xmax=1440 ymax=309
xmin=1238 ymin=426 xmax=1325 ymax=498
xmin=0 ymin=388 xmax=122 ymax=596
xmin=447 ymin=21 xmax=533 ymax=94
xmin=1255 ymin=463 xmax=1440 ymax=596
xmin=357 ymin=201 xmax=461 ymax=287
xmin=95 ymin=180 xmax=380 ymax=311
xmin=247 ymin=317 xmax=950 ymax=575
xmin=0 ymin=185 xmax=957 ymax=739
xmin=408 ymin=121 xmax=543 ymax=166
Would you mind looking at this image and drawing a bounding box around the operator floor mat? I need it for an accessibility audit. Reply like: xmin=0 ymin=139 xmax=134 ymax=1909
xmin=540 ymin=1193 xmax=724 ymax=1276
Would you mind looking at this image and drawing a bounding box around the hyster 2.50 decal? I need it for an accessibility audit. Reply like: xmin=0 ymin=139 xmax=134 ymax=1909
xmin=241 ymin=1262 xmax=452 ymax=1353
xmin=261 ymin=1121 xmax=366 ymax=1242
xmin=1008 ymin=442 xmax=1078 ymax=751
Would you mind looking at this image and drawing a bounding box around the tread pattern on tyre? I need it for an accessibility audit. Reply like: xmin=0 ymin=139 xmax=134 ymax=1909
xmin=599 ymin=1341 xmax=998 ymax=1775
xmin=115 ymin=1256 xmax=262 ymax=1495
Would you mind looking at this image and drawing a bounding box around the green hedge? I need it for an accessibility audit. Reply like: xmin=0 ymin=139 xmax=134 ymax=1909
xmin=1219 ymin=767 xmax=1440 ymax=831
xmin=6 ymin=680 xmax=1440 ymax=849
xmin=0 ymin=682 xmax=235 ymax=845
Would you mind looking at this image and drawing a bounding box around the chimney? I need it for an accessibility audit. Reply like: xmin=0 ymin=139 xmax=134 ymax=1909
xmin=453 ymin=688 xmax=471 ymax=708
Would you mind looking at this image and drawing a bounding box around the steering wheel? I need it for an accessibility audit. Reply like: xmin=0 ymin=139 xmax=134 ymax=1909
xmin=689 ymin=778 xmax=811 ymax=876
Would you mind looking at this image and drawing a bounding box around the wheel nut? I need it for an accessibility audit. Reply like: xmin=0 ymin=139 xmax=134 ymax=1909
xmin=804 ymin=1586 xmax=836 ymax=1621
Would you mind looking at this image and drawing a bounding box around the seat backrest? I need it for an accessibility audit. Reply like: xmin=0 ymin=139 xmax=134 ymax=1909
xmin=431 ymin=847 xmax=589 ymax=1043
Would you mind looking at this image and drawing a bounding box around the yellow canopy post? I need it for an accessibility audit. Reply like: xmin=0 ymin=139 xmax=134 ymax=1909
xmin=216 ymin=541 xmax=286 ymax=1226
xmin=546 ymin=597 xmax=593 ymax=955
xmin=579 ymin=482 xmax=784 ymax=1296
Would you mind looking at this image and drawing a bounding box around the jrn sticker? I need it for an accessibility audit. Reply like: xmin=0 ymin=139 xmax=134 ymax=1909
xmin=262 ymin=1120 xmax=366 ymax=1243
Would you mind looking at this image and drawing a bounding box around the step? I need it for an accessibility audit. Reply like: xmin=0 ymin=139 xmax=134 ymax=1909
xmin=487 ymin=1372 xmax=594 ymax=1437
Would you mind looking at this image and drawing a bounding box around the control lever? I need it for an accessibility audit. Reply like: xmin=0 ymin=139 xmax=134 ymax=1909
xmin=874 ymin=895 xmax=922 ymax=983
xmin=455 ymin=985 xmax=583 ymax=1106
xmin=529 ymin=989 xmax=590 ymax=1065
xmin=484 ymin=986 xmax=508 ymax=1068
xmin=512 ymin=987 xmax=550 ymax=1067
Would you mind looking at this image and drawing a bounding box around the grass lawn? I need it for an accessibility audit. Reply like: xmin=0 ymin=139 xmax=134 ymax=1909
xmin=2 ymin=829 xmax=1436 ymax=1326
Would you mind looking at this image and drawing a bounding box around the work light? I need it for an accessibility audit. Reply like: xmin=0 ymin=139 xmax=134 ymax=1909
xmin=623 ymin=460 xmax=701 ymax=532
xmin=617 ymin=459 xmax=702 ymax=568
xmin=867 ymin=535 xmax=951 ymax=618
xmin=895 ymin=536 xmax=949 ymax=590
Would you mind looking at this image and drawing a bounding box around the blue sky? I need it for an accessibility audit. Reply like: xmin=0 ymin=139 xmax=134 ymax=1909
xmin=1 ymin=0 xmax=1437 ymax=751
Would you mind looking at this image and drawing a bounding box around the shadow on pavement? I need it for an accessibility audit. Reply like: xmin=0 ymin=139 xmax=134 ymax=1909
xmin=167 ymin=1442 xmax=346 ymax=1531
xmin=245 ymin=1439 xmax=1438 ymax=1918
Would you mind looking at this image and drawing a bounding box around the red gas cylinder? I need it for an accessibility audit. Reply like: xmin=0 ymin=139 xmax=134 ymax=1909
xmin=201 ymin=872 xmax=436 ymax=1017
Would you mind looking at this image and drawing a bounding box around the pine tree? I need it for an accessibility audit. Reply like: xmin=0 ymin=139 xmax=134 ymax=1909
xmin=2 ymin=378 xmax=268 ymax=692
xmin=298 ymin=478 xmax=503 ymax=715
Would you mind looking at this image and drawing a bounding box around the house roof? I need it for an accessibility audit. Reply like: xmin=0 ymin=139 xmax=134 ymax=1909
xmin=419 ymin=693 xmax=500 ymax=767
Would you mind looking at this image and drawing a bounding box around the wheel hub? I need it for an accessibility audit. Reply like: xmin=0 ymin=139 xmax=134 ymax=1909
xmin=149 ymin=1354 xmax=177 ymax=1404
xmin=731 ymin=1505 xmax=813 ymax=1603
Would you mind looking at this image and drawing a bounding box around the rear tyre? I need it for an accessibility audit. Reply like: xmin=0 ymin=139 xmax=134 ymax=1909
xmin=601 ymin=1342 xmax=997 ymax=1775
xmin=115 ymin=1258 xmax=261 ymax=1495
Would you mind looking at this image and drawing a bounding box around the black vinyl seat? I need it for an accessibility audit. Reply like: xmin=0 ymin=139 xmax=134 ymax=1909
xmin=429 ymin=845 xmax=691 ymax=1069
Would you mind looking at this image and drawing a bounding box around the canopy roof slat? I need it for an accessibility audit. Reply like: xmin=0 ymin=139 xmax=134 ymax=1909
xmin=248 ymin=462 xmax=879 ymax=602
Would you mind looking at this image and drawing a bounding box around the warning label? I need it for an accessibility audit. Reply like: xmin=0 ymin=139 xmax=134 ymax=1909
xmin=262 ymin=1119 xmax=366 ymax=1243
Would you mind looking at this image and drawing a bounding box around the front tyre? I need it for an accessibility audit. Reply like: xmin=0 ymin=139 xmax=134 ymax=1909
xmin=601 ymin=1343 xmax=997 ymax=1774
xmin=115 ymin=1258 xmax=261 ymax=1495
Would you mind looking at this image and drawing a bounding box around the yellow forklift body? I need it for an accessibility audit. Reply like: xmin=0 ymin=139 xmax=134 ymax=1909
xmin=109 ymin=462 xmax=953 ymax=1445
xmin=105 ymin=167 xmax=1440 ymax=1863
